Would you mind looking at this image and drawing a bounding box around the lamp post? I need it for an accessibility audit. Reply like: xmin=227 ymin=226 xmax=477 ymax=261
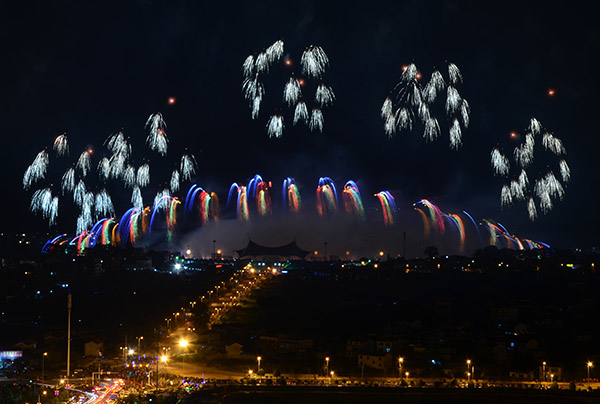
xmin=136 ymin=336 xmax=143 ymax=355
xmin=587 ymin=361 xmax=593 ymax=380
xmin=542 ymin=361 xmax=546 ymax=382
xmin=179 ymin=339 xmax=189 ymax=377
xmin=42 ymin=352 xmax=47 ymax=384
xmin=325 ymin=357 xmax=330 ymax=375
xmin=398 ymin=357 xmax=404 ymax=380
xmin=257 ymin=356 xmax=262 ymax=373
xmin=466 ymin=359 xmax=472 ymax=383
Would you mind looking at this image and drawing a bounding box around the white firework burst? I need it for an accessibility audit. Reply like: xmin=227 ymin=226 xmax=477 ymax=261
xmin=76 ymin=150 xmax=92 ymax=177
xmin=395 ymin=107 xmax=413 ymax=132
xmin=301 ymin=45 xmax=329 ymax=79
xmin=510 ymin=179 xmax=525 ymax=201
xmin=180 ymin=154 xmax=197 ymax=181
xmin=384 ymin=114 xmax=396 ymax=138
xmin=527 ymin=197 xmax=537 ymax=220
xmin=491 ymin=148 xmax=510 ymax=176
xmin=513 ymin=136 xmax=534 ymax=168
xmin=94 ymin=189 xmax=114 ymax=219
xmin=423 ymin=117 xmax=440 ymax=142
xmin=423 ymin=69 xmax=446 ymax=104
xmin=401 ymin=63 xmax=418 ymax=82
xmin=460 ymin=100 xmax=470 ymax=128
xmin=137 ymin=163 xmax=150 ymax=187
xmin=242 ymin=76 xmax=264 ymax=101
xmin=242 ymin=55 xmax=255 ymax=78
xmin=501 ymin=184 xmax=513 ymax=207
xmin=293 ymin=102 xmax=309 ymax=126
xmin=542 ymin=132 xmax=566 ymax=155
xmin=53 ymin=133 xmax=69 ymax=156
xmin=418 ymin=102 xmax=430 ymax=122
xmin=445 ymin=86 xmax=462 ymax=115
xmin=315 ymin=84 xmax=335 ymax=107
xmin=98 ymin=157 xmax=110 ymax=181
xmin=145 ymin=113 xmax=168 ymax=155
xmin=448 ymin=62 xmax=463 ymax=84
xmin=73 ymin=180 xmax=86 ymax=207
xmin=518 ymin=169 xmax=529 ymax=189
xmin=255 ymin=52 xmax=269 ymax=74
xmin=105 ymin=131 xmax=131 ymax=158
xmin=170 ymin=169 xmax=180 ymax=193
xmin=153 ymin=189 xmax=171 ymax=212
xmin=61 ymin=167 xmax=75 ymax=194
xmin=131 ymin=185 xmax=143 ymax=209
xmin=559 ymin=159 xmax=570 ymax=183
xmin=381 ymin=97 xmax=393 ymax=120
xmin=48 ymin=197 xmax=59 ymax=226
xmin=30 ymin=188 xmax=53 ymax=218
xmin=409 ymin=82 xmax=423 ymax=109
xmin=266 ymin=115 xmax=284 ymax=138
xmin=109 ymin=152 xmax=126 ymax=179
xmin=123 ymin=165 xmax=136 ymax=188
xmin=449 ymin=118 xmax=462 ymax=150
xmin=265 ymin=39 xmax=284 ymax=64
xmin=23 ymin=150 xmax=49 ymax=190
xmin=309 ymin=108 xmax=324 ymax=132
xmin=76 ymin=213 xmax=92 ymax=235
xmin=283 ymin=77 xmax=301 ymax=106
xmin=529 ymin=117 xmax=542 ymax=136
xmin=251 ymin=95 xmax=262 ymax=119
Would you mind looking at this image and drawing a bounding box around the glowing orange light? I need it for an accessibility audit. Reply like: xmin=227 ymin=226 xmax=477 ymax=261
xmin=168 ymin=97 xmax=176 ymax=105
xmin=402 ymin=65 xmax=407 ymax=71
xmin=299 ymin=79 xmax=305 ymax=86
xmin=158 ymin=129 xmax=164 ymax=135
xmin=285 ymin=59 xmax=292 ymax=66
xmin=416 ymin=73 xmax=422 ymax=80
xmin=547 ymin=89 xmax=555 ymax=96
xmin=510 ymin=132 xmax=517 ymax=139
xmin=314 ymin=250 xmax=319 ymax=255
xmin=88 ymin=148 xmax=93 ymax=154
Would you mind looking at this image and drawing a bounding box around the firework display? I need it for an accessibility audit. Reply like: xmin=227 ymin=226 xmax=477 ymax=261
xmin=242 ymin=40 xmax=335 ymax=137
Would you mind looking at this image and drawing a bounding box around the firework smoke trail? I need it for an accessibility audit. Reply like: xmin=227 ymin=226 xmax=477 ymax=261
xmin=119 ymin=208 xmax=138 ymax=247
xmin=448 ymin=213 xmax=465 ymax=253
xmin=382 ymin=61 xmax=469 ymax=148
xmin=199 ymin=190 xmax=212 ymax=224
xmin=101 ymin=218 xmax=115 ymax=246
xmin=185 ymin=184 xmax=200 ymax=217
xmin=493 ymin=117 xmax=570 ymax=220
xmin=149 ymin=196 xmax=179 ymax=236
xmin=316 ymin=177 xmax=338 ymax=217
xmin=375 ymin=191 xmax=396 ymax=226
xmin=414 ymin=199 xmax=445 ymax=234
xmin=301 ymin=45 xmax=329 ymax=79
xmin=145 ymin=112 xmax=168 ymax=155
xmin=23 ymin=150 xmax=49 ymax=190
xmin=41 ymin=234 xmax=68 ymax=253
xmin=283 ymin=177 xmax=302 ymax=213
xmin=237 ymin=186 xmax=249 ymax=221
xmin=87 ymin=218 xmax=108 ymax=248
xmin=53 ymin=133 xmax=69 ymax=156
xmin=414 ymin=208 xmax=431 ymax=237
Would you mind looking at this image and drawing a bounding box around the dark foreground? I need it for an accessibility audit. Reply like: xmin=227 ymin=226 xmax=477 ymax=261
xmin=173 ymin=386 xmax=600 ymax=404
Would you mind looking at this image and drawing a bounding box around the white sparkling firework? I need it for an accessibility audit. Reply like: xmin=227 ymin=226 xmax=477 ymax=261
xmin=448 ymin=62 xmax=463 ymax=84
xmin=542 ymin=132 xmax=566 ymax=155
xmin=53 ymin=133 xmax=69 ymax=156
xmin=283 ymin=77 xmax=301 ymax=106
xmin=418 ymin=103 xmax=430 ymax=122
xmin=501 ymin=184 xmax=513 ymax=208
xmin=61 ymin=167 xmax=75 ymax=194
xmin=527 ymin=197 xmax=537 ymax=220
xmin=559 ymin=159 xmax=570 ymax=183
xmin=266 ymin=115 xmax=284 ymax=138
xmin=395 ymin=107 xmax=413 ymax=131
xmin=381 ymin=97 xmax=393 ymax=120
xmin=401 ymin=63 xmax=418 ymax=81
xmin=145 ymin=113 xmax=168 ymax=155
xmin=255 ymin=52 xmax=269 ymax=74
xmin=131 ymin=185 xmax=143 ymax=209
xmin=251 ymin=95 xmax=262 ymax=119
xmin=30 ymin=188 xmax=58 ymax=226
xmin=423 ymin=117 xmax=440 ymax=142
xmin=423 ymin=70 xmax=446 ymax=103
xmin=123 ymin=165 xmax=136 ymax=188
xmin=49 ymin=197 xmax=59 ymax=226
xmin=445 ymin=86 xmax=462 ymax=115
xmin=460 ymin=100 xmax=470 ymax=128
xmin=309 ymin=108 xmax=324 ymax=133
xmin=265 ymin=39 xmax=284 ymax=64
xmin=534 ymin=172 xmax=565 ymax=214
xmin=137 ymin=164 xmax=150 ymax=187
xmin=109 ymin=152 xmax=126 ymax=179
xmin=529 ymin=117 xmax=542 ymax=136
xmin=180 ymin=154 xmax=197 ymax=181
xmin=94 ymin=189 xmax=114 ymax=219
xmin=518 ymin=169 xmax=529 ymax=190
xmin=301 ymin=45 xmax=329 ymax=79
xmin=170 ymin=169 xmax=180 ymax=193
xmin=449 ymin=118 xmax=462 ymax=150
xmin=242 ymin=76 xmax=265 ymax=101
xmin=76 ymin=213 xmax=92 ymax=235
xmin=384 ymin=114 xmax=396 ymax=138
xmin=105 ymin=131 xmax=131 ymax=158
xmin=510 ymin=179 xmax=525 ymax=201
xmin=76 ymin=150 xmax=92 ymax=177
xmin=293 ymin=102 xmax=309 ymax=125
xmin=315 ymin=84 xmax=335 ymax=107
xmin=23 ymin=150 xmax=49 ymax=190
xmin=513 ymin=135 xmax=535 ymax=168
xmin=242 ymin=55 xmax=255 ymax=78
xmin=73 ymin=180 xmax=86 ymax=207
xmin=491 ymin=148 xmax=510 ymax=176
xmin=153 ymin=189 xmax=171 ymax=212
xmin=98 ymin=157 xmax=110 ymax=181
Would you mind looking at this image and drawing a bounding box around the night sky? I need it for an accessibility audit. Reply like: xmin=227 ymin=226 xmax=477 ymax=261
xmin=1 ymin=1 xmax=598 ymax=255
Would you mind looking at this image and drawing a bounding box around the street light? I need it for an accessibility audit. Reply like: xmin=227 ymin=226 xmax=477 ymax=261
xmin=325 ymin=357 xmax=330 ymax=375
xmin=257 ymin=356 xmax=262 ymax=372
xmin=179 ymin=339 xmax=189 ymax=377
xmin=466 ymin=359 xmax=472 ymax=382
xmin=398 ymin=357 xmax=404 ymax=379
xmin=137 ymin=336 xmax=144 ymax=354
xmin=542 ymin=361 xmax=547 ymax=381
xmin=587 ymin=361 xmax=593 ymax=380
xmin=42 ymin=352 xmax=48 ymax=384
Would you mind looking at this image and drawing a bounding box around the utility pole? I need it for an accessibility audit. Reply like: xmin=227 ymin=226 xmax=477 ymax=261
xmin=67 ymin=292 xmax=72 ymax=381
